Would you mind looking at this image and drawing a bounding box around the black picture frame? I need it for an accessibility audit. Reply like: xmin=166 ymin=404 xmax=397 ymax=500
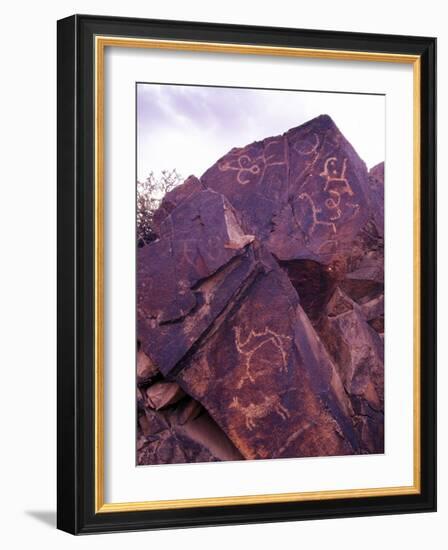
xmin=57 ymin=14 xmax=436 ymax=534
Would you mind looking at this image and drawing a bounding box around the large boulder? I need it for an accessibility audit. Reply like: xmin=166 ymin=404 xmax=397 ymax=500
xmin=315 ymin=287 xmax=384 ymax=452
xmin=201 ymin=114 xmax=371 ymax=264
xmin=175 ymin=251 xmax=360 ymax=459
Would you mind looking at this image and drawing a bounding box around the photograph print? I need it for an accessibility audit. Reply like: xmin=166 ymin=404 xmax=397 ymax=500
xmin=136 ymin=83 xmax=385 ymax=466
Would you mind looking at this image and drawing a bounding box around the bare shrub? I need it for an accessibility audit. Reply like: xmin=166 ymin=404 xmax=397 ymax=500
xmin=137 ymin=169 xmax=182 ymax=246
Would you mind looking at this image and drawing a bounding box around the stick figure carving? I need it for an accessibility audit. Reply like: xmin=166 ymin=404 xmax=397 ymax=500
xmin=299 ymin=157 xmax=359 ymax=237
xmin=320 ymin=157 xmax=354 ymax=197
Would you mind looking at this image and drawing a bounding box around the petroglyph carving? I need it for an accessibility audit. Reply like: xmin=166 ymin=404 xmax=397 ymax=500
xmin=324 ymin=191 xmax=343 ymax=221
xmin=229 ymin=394 xmax=290 ymax=431
xmin=218 ymin=154 xmax=263 ymax=185
xmin=277 ymin=421 xmax=316 ymax=455
xmin=217 ymin=137 xmax=290 ymax=186
xmin=299 ymin=192 xmax=337 ymax=235
xmin=345 ymin=201 xmax=360 ymax=221
xmin=264 ymin=136 xmax=288 ymax=166
xmin=234 ymin=326 xmax=291 ymax=388
xmin=180 ymin=239 xmax=198 ymax=269
xmin=320 ymin=157 xmax=354 ymax=197
xmin=296 ymin=132 xmax=320 ymax=156
xmin=138 ymin=116 xmax=384 ymax=465
xmin=294 ymin=133 xmax=322 ymax=183
xmin=179 ymin=235 xmax=227 ymax=271
xmin=299 ymin=157 xmax=360 ymax=237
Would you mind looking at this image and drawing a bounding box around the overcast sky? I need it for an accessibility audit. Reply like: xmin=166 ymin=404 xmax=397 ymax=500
xmin=137 ymin=83 xmax=385 ymax=182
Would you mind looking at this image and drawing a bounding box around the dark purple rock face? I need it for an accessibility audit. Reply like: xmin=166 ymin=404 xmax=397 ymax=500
xmin=176 ymin=254 xmax=359 ymax=459
xmin=137 ymin=188 xmax=255 ymax=377
xmin=201 ymin=115 xmax=371 ymax=264
xmin=136 ymin=115 xmax=384 ymax=465
xmin=368 ymin=162 xmax=384 ymax=237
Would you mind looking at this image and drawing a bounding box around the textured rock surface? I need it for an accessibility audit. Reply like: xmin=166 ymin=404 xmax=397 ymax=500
xmin=176 ymin=251 xmax=359 ymax=459
xmin=315 ymin=287 xmax=384 ymax=452
xmin=201 ymin=114 xmax=371 ymax=264
xmin=137 ymin=115 xmax=384 ymax=465
xmin=137 ymin=188 xmax=255 ymax=377
xmin=137 ymin=398 xmax=243 ymax=464
xmin=145 ymin=381 xmax=185 ymax=410
xmin=367 ymin=162 xmax=384 ymax=237
xmin=152 ymin=175 xmax=205 ymax=234
xmin=136 ymin=349 xmax=159 ymax=385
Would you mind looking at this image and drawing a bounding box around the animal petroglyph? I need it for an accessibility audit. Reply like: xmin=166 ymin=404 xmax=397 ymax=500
xmin=229 ymin=394 xmax=290 ymax=431
xmin=234 ymin=326 xmax=292 ymax=388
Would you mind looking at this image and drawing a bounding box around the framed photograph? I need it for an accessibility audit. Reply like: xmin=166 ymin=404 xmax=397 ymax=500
xmin=57 ymin=14 xmax=436 ymax=534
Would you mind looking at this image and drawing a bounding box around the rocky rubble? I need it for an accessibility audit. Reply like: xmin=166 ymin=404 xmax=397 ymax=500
xmin=137 ymin=114 xmax=384 ymax=464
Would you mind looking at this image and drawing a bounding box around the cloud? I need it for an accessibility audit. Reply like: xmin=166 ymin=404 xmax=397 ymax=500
xmin=137 ymin=83 xmax=384 ymax=181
